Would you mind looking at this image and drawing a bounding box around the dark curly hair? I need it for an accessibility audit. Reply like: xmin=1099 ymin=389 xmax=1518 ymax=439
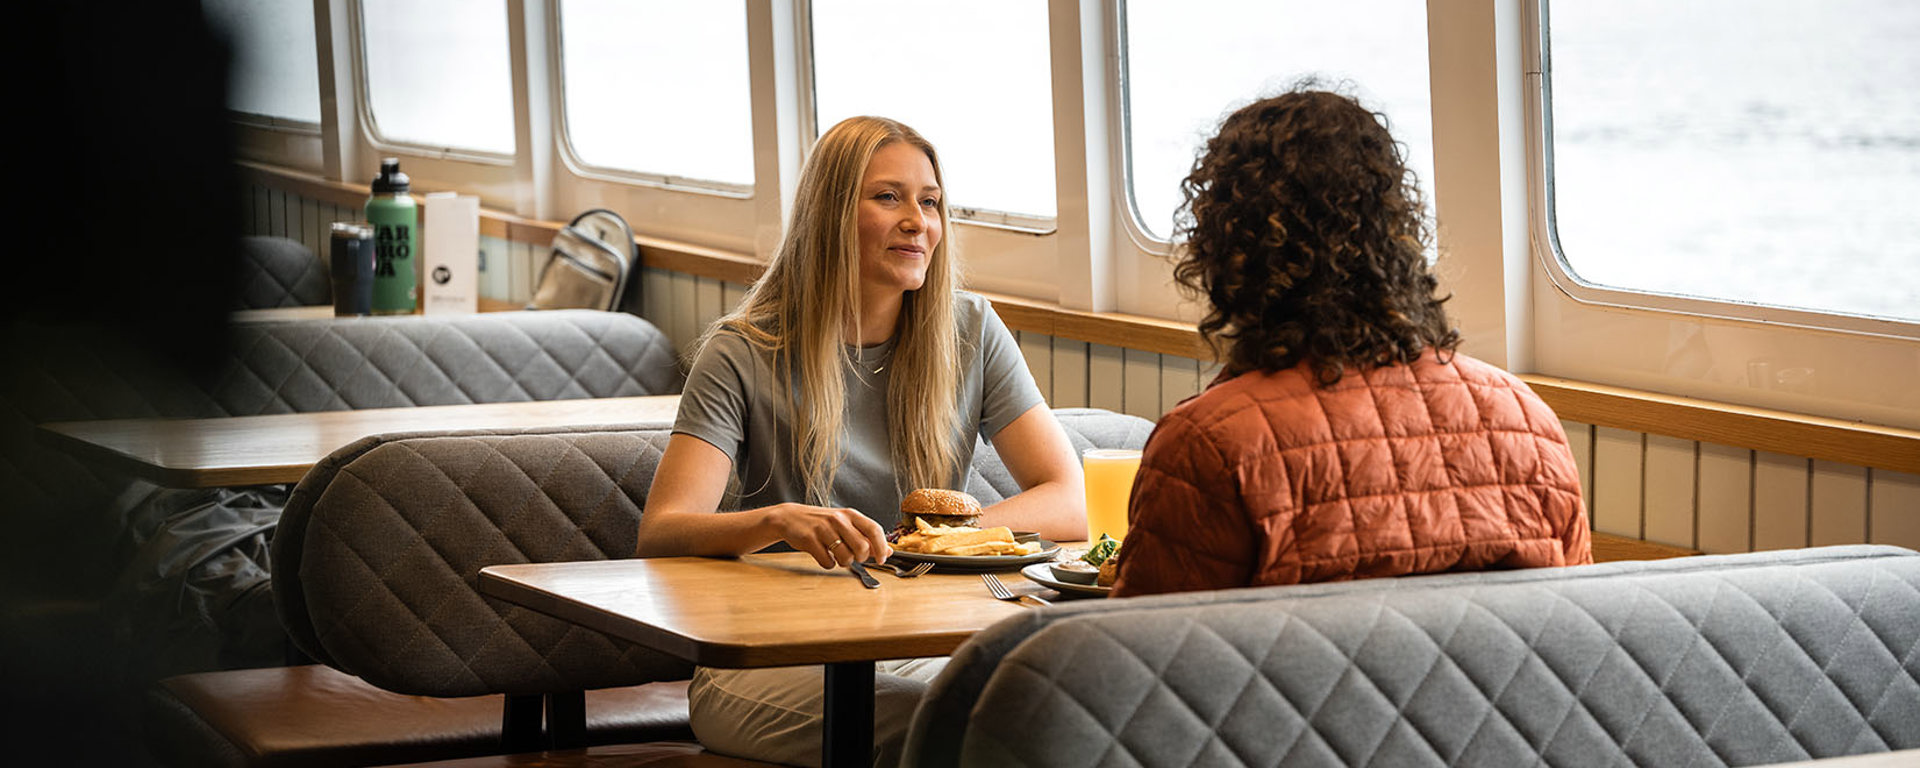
xmin=1172 ymin=86 xmax=1460 ymax=385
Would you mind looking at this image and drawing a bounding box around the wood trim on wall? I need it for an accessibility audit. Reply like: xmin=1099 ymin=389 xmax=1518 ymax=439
xmin=1522 ymin=375 xmax=1920 ymax=476
xmin=238 ymin=160 xmax=1920 ymax=474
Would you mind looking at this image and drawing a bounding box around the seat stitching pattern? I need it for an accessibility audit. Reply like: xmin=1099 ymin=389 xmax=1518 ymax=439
xmin=957 ymin=557 xmax=1920 ymax=767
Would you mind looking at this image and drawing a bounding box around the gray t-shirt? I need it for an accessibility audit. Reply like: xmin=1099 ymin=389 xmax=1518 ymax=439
xmin=673 ymin=291 xmax=1044 ymax=530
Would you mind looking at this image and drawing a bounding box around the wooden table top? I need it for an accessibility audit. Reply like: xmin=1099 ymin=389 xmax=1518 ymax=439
xmin=230 ymin=298 xmax=523 ymax=323
xmin=479 ymin=552 xmax=1054 ymax=669
xmin=1589 ymin=531 xmax=1701 ymax=561
xmin=37 ymin=395 xmax=681 ymax=488
xmin=478 ymin=533 xmax=1698 ymax=670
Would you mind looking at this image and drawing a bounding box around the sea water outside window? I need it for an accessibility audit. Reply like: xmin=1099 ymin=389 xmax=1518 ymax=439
xmin=1121 ymin=0 xmax=1436 ymax=245
xmin=203 ymin=0 xmax=320 ymax=124
xmin=1545 ymin=0 xmax=1920 ymax=324
xmin=359 ymin=0 xmax=515 ymax=155
xmin=811 ymin=0 xmax=1057 ymax=225
xmin=557 ymin=0 xmax=754 ymax=189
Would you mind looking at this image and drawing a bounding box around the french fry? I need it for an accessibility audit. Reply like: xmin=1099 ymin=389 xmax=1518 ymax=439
xmin=894 ymin=523 xmax=1037 ymax=557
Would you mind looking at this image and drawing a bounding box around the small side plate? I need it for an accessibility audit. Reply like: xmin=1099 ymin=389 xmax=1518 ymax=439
xmin=1020 ymin=562 xmax=1112 ymax=598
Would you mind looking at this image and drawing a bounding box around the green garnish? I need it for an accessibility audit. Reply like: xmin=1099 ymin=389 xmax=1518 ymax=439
xmin=1081 ymin=534 xmax=1119 ymax=566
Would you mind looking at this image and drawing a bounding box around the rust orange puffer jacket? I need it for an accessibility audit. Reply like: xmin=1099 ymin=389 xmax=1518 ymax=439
xmin=1111 ymin=350 xmax=1590 ymax=597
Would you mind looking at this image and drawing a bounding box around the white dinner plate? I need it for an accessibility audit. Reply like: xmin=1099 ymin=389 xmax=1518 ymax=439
xmin=890 ymin=539 xmax=1061 ymax=570
xmin=1020 ymin=562 xmax=1112 ymax=598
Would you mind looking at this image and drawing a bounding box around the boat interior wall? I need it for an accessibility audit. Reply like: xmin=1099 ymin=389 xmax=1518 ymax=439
xmin=240 ymin=169 xmax=1920 ymax=561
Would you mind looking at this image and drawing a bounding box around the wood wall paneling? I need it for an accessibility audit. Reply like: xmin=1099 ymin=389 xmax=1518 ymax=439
xmin=1809 ymin=460 xmax=1869 ymax=547
xmin=1159 ymin=355 xmax=1200 ymax=416
xmin=1642 ymin=434 xmax=1697 ymax=550
xmin=507 ymin=240 xmax=532 ymax=304
xmin=669 ymin=271 xmax=700 ymax=360
xmin=641 ymin=267 xmax=671 ymax=339
xmin=1560 ymin=420 xmax=1594 ymax=522
xmin=254 ymin=186 xmax=270 ymax=236
xmin=1018 ymin=331 xmax=1053 ymax=397
xmin=301 ymin=199 xmax=321 ymax=261
xmin=1051 ymin=338 xmax=1089 ymax=408
xmin=1121 ymin=348 xmax=1161 ymax=420
xmin=693 ymin=277 xmax=725 ymax=340
xmin=1752 ymin=451 xmax=1811 ymax=551
xmin=1592 ymin=426 xmax=1645 ymax=538
xmin=478 ymin=235 xmax=510 ymax=301
xmin=721 ymin=283 xmax=747 ymax=315
xmin=1696 ymin=443 xmax=1754 ymax=554
xmin=276 ymin=191 xmax=295 ymax=251
xmin=520 ymin=241 xmax=543 ymax=304
xmin=1086 ymin=343 xmax=1124 ymax=413
xmin=1868 ymin=469 xmax=1920 ymax=550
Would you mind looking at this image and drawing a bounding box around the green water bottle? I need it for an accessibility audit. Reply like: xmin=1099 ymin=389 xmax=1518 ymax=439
xmin=366 ymin=158 xmax=418 ymax=314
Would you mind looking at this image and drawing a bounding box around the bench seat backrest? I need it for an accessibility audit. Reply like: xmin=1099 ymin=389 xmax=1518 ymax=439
xmin=273 ymin=408 xmax=1157 ymax=698
xmin=906 ymin=545 xmax=1920 ymax=768
xmin=1 ymin=309 xmax=681 ymax=597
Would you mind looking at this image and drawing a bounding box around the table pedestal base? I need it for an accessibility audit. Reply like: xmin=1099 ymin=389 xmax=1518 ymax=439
xmin=822 ymin=661 xmax=874 ymax=768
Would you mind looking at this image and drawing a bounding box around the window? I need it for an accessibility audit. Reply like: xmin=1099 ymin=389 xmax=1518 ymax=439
xmin=203 ymin=0 xmax=320 ymax=124
xmin=810 ymin=0 xmax=1057 ymax=223
xmin=556 ymin=0 xmax=754 ymax=188
xmin=1121 ymin=0 xmax=1435 ymax=242
xmin=1544 ymin=0 xmax=1920 ymax=323
xmin=359 ymin=0 xmax=515 ymax=155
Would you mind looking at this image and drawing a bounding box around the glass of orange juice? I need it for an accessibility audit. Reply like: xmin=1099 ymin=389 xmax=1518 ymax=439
xmin=1082 ymin=448 xmax=1142 ymax=543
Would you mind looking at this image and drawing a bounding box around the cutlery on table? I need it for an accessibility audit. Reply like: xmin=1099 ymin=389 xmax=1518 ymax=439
xmin=982 ymin=573 xmax=1050 ymax=607
xmin=867 ymin=561 xmax=936 ymax=578
xmin=847 ymin=561 xmax=880 ymax=589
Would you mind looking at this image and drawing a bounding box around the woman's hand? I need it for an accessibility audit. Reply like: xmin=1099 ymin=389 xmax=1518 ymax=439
xmin=761 ymin=503 xmax=894 ymax=569
xmin=639 ymin=435 xmax=895 ymax=567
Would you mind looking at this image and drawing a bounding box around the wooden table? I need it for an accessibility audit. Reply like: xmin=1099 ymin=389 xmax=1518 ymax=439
xmin=37 ymin=395 xmax=680 ymax=487
xmin=478 ymin=552 xmax=1054 ymax=768
xmin=230 ymin=298 xmax=524 ymax=323
xmin=478 ymin=533 xmax=1703 ymax=765
xmin=1590 ymin=531 xmax=1702 ymax=562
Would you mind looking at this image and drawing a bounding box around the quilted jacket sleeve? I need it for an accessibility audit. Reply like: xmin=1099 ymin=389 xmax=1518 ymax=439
xmin=1110 ymin=412 xmax=1258 ymax=597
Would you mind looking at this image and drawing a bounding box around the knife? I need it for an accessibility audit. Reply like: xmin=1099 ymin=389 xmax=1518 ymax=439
xmin=848 ymin=560 xmax=881 ymax=589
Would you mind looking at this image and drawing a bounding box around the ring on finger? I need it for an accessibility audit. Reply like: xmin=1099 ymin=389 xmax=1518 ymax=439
xmin=829 ymin=539 xmax=844 ymax=551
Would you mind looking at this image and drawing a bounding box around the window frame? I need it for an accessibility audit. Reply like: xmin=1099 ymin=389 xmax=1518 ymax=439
xmin=351 ymin=0 xmax=519 ymax=165
xmin=1530 ymin=0 xmax=1919 ymax=342
xmin=1516 ymin=0 xmax=1920 ymax=430
xmin=547 ymin=0 xmax=756 ymax=198
xmin=1111 ymin=0 xmax=1177 ymax=262
xmin=798 ymin=0 xmax=1061 ymax=235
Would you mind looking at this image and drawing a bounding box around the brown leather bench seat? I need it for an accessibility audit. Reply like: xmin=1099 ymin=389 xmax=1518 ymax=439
xmin=145 ymin=666 xmax=702 ymax=768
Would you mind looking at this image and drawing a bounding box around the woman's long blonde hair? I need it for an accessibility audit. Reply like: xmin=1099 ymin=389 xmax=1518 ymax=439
xmin=701 ymin=116 xmax=961 ymax=505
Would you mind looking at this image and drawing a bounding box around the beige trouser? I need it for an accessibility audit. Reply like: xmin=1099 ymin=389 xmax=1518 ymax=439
xmin=687 ymin=657 xmax=950 ymax=768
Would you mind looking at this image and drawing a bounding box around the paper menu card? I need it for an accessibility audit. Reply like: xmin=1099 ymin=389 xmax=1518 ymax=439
xmin=422 ymin=192 xmax=479 ymax=316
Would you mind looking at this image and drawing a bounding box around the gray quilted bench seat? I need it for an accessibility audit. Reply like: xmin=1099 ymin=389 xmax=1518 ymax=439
xmin=1 ymin=309 xmax=681 ymax=764
xmin=903 ymin=544 xmax=1920 ymax=768
xmin=147 ymin=408 xmax=1157 ymax=767
xmin=234 ymin=236 xmax=330 ymax=309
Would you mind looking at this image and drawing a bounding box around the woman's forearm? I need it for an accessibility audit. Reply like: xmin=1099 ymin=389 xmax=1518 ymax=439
xmin=634 ymin=508 xmax=779 ymax=558
xmin=980 ymin=480 xmax=1087 ymax=543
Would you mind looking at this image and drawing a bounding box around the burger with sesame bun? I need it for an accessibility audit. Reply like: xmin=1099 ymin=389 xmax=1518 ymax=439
xmin=897 ymin=488 xmax=983 ymax=532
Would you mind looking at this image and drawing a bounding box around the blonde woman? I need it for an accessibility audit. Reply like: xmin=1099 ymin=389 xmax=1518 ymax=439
xmin=636 ymin=116 xmax=1084 ymax=766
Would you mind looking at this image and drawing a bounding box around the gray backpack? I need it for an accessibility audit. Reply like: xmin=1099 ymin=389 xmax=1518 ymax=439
xmin=527 ymin=208 xmax=638 ymax=312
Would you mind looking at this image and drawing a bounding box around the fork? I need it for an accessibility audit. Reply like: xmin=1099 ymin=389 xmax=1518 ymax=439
xmin=982 ymin=573 xmax=1051 ymax=607
xmin=867 ymin=560 xmax=936 ymax=578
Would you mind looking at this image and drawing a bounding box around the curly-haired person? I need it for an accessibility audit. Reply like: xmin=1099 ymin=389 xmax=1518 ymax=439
xmin=1111 ymin=87 xmax=1591 ymax=597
